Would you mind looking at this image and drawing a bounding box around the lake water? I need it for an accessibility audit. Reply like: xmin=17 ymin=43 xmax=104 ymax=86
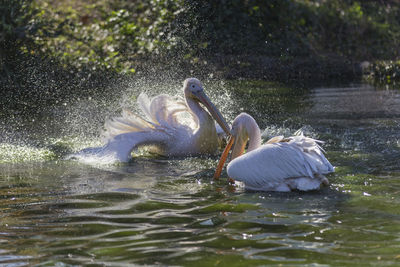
xmin=1 ymin=80 xmax=400 ymax=266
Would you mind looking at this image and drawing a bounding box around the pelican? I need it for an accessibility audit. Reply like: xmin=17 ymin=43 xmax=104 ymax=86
xmin=70 ymin=78 xmax=231 ymax=163
xmin=214 ymin=113 xmax=334 ymax=192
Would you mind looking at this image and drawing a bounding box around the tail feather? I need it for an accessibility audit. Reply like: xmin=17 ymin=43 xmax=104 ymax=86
xmin=288 ymin=134 xmax=334 ymax=175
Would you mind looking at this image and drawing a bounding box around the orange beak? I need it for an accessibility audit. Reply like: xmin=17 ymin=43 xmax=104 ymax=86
xmin=213 ymin=135 xmax=235 ymax=180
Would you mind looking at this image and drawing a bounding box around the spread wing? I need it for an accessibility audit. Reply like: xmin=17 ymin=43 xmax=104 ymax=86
xmin=103 ymin=93 xmax=198 ymax=140
xmin=69 ymin=93 xmax=201 ymax=164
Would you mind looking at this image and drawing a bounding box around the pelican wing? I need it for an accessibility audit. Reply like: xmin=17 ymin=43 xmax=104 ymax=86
xmin=68 ymin=131 xmax=170 ymax=164
xmin=104 ymin=109 xmax=156 ymax=139
xmin=227 ymin=136 xmax=333 ymax=190
xmin=228 ymin=143 xmax=312 ymax=187
xmin=103 ymin=93 xmax=197 ymax=140
xmin=287 ymin=135 xmax=334 ymax=174
xmin=265 ymin=135 xmax=285 ymax=144
xmin=137 ymin=92 xmax=154 ymax=121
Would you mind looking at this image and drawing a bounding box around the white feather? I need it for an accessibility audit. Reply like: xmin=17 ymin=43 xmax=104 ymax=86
xmin=225 ymin=113 xmax=334 ymax=192
xmin=69 ymin=78 xmax=228 ymax=163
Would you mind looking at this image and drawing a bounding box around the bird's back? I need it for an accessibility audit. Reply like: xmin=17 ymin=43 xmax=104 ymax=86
xmin=227 ymin=135 xmax=333 ymax=191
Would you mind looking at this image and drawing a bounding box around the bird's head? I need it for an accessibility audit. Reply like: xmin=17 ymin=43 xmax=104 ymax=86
xmin=228 ymin=112 xmax=258 ymax=160
xmin=183 ymin=78 xmax=230 ymax=135
xmin=183 ymin=78 xmax=204 ymax=99
xmin=214 ymin=113 xmax=261 ymax=179
xmin=230 ymin=113 xmax=251 ymax=140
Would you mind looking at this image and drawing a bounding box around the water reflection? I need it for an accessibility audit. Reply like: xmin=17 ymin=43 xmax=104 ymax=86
xmin=309 ymin=84 xmax=400 ymax=119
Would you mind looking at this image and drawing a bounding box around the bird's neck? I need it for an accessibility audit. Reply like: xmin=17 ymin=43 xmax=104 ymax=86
xmin=186 ymin=96 xmax=217 ymax=153
xmin=247 ymin=121 xmax=261 ymax=152
xmin=186 ymin=97 xmax=210 ymax=125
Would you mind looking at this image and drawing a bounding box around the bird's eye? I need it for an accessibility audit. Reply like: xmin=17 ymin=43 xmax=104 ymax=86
xmin=191 ymin=84 xmax=195 ymax=88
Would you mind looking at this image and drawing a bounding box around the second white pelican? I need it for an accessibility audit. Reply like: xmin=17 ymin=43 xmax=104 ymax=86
xmin=70 ymin=78 xmax=231 ymax=163
xmin=214 ymin=113 xmax=334 ymax=192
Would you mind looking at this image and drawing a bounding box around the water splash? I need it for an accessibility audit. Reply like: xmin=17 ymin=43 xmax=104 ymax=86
xmin=261 ymin=124 xmax=318 ymax=142
xmin=0 ymin=143 xmax=55 ymax=163
xmin=61 ymin=77 xmax=237 ymax=164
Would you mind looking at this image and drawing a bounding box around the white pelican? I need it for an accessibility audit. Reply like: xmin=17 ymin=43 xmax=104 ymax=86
xmin=70 ymin=78 xmax=231 ymax=163
xmin=214 ymin=113 xmax=334 ymax=192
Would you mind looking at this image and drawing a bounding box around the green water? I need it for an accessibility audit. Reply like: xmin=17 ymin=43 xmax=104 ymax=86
xmin=1 ymin=81 xmax=400 ymax=266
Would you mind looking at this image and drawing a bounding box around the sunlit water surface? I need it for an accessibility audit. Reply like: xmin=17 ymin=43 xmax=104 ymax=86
xmin=1 ymin=81 xmax=400 ymax=266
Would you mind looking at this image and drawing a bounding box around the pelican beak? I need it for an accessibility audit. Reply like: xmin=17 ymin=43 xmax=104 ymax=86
xmin=213 ymin=135 xmax=235 ymax=179
xmin=194 ymin=90 xmax=231 ymax=136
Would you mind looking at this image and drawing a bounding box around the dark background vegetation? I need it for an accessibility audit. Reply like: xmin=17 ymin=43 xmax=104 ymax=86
xmin=1 ymin=0 xmax=400 ymax=116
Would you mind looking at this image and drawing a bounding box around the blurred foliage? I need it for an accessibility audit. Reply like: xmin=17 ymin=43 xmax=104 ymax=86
xmin=1 ymin=0 xmax=400 ymax=82
xmin=183 ymin=0 xmax=400 ymax=60
xmin=31 ymin=0 xmax=185 ymax=73
xmin=1 ymin=0 xmax=41 ymax=79
xmin=369 ymin=60 xmax=400 ymax=85
xmin=0 ymin=0 xmax=120 ymax=117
